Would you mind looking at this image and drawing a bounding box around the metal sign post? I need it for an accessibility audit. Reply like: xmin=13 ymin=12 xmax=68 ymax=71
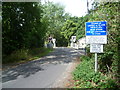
xmin=95 ymin=53 xmax=97 ymax=72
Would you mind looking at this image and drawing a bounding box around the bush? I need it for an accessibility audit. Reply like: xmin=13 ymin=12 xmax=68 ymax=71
xmin=3 ymin=48 xmax=53 ymax=64
xmin=3 ymin=49 xmax=30 ymax=64
xmin=72 ymin=56 xmax=118 ymax=88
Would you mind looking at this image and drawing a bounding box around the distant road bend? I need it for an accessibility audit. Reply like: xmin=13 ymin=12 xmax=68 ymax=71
xmin=2 ymin=47 xmax=85 ymax=88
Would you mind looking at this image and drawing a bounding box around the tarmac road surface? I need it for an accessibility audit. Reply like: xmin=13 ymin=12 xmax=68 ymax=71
xmin=2 ymin=47 xmax=85 ymax=88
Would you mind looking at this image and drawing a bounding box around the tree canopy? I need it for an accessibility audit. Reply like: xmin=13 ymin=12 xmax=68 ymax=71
xmin=2 ymin=2 xmax=45 ymax=55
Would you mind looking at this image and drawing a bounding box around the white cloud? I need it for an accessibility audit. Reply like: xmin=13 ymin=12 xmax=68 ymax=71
xmin=42 ymin=0 xmax=88 ymax=17
xmin=63 ymin=0 xmax=87 ymax=17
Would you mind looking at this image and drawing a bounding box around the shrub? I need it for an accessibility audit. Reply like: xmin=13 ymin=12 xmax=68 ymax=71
xmin=72 ymin=56 xmax=118 ymax=88
xmin=3 ymin=48 xmax=53 ymax=64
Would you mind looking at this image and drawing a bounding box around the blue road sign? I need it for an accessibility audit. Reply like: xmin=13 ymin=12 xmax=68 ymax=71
xmin=86 ymin=21 xmax=107 ymax=36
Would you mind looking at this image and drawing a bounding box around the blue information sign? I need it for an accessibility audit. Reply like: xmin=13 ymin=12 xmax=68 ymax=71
xmin=86 ymin=21 xmax=107 ymax=36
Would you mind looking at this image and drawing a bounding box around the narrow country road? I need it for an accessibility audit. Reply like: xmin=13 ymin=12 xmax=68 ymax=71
xmin=2 ymin=47 xmax=85 ymax=88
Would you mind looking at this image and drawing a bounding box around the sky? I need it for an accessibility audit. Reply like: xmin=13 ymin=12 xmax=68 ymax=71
xmin=42 ymin=0 xmax=93 ymax=17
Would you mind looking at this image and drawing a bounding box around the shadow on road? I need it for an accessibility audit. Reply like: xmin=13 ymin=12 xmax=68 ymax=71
xmin=2 ymin=47 xmax=85 ymax=83
xmin=2 ymin=62 xmax=44 ymax=83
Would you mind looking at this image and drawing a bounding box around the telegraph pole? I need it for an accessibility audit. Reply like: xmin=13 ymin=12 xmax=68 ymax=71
xmin=87 ymin=0 xmax=90 ymax=14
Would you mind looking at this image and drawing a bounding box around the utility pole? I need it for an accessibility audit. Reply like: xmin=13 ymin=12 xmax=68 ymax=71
xmin=87 ymin=0 xmax=89 ymax=14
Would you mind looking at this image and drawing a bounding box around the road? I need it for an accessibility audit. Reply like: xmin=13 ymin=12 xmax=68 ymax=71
xmin=2 ymin=47 xmax=85 ymax=88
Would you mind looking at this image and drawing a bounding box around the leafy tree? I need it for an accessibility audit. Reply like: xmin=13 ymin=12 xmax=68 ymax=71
xmin=41 ymin=2 xmax=71 ymax=46
xmin=61 ymin=19 xmax=77 ymax=44
xmin=61 ymin=16 xmax=88 ymax=45
xmin=2 ymin=2 xmax=46 ymax=55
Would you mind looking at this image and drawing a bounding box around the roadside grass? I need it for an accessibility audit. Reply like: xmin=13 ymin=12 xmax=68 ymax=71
xmin=3 ymin=48 xmax=53 ymax=64
xmin=72 ymin=55 xmax=119 ymax=88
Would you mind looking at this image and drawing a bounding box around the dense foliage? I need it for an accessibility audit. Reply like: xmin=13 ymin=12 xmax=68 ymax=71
xmin=2 ymin=2 xmax=88 ymax=57
xmin=73 ymin=56 xmax=119 ymax=88
xmin=73 ymin=1 xmax=120 ymax=88
xmin=61 ymin=16 xmax=87 ymax=44
xmin=42 ymin=2 xmax=88 ymax=46
xmin=90 ymin=2 xmax=120 ymax=84
xmin=41 ymin=2 xmax=70 ymax=46
xmin=2 ymin=2 xmax=48 ymax=63
xmin=2 ymin=2 xmax=46 ymax=55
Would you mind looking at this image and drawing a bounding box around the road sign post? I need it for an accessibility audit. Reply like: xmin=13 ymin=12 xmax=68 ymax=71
xmin=85 ymin=21 xmax=107 ymax=72
xmin=95 ymin=53 xmax=97 ymax=72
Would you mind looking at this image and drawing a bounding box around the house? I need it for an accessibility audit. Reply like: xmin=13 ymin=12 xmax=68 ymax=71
xmin=77 ymin=37 xmax=86 ymax=49
xmin=70 ymin=36 xmax=87 ymax=49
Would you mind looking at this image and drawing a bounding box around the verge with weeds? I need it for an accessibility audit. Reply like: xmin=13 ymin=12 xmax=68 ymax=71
xmin=3 ymin=48 xmax=53 ymax=64
xmin=72 ymin=55 xmax=119 ymax=88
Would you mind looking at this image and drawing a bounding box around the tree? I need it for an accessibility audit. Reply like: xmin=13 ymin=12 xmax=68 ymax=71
xmin=42 ymin=2 xmax=70 ymax=46
xmin=61 ymin=16 xmax=88 ymax=45
xmin=2 ymin=2 xmax=46 ymax=55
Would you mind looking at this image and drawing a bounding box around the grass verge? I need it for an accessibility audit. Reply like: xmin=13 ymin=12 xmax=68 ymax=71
xmin=3 ymin=48 xmax=53 ymax=65
xmin=72 ymin=55 xmax=119 ymax=88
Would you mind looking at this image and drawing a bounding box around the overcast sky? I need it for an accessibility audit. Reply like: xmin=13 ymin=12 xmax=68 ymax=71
xmin=42 ymin=0 xmax=93 ymax=17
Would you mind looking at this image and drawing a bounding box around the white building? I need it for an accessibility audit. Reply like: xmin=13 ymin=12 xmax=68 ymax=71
xmin=70 ymin=36 xmax=86 ymax=49
xmin=77 ymin=37 xmax=86 ymax=49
